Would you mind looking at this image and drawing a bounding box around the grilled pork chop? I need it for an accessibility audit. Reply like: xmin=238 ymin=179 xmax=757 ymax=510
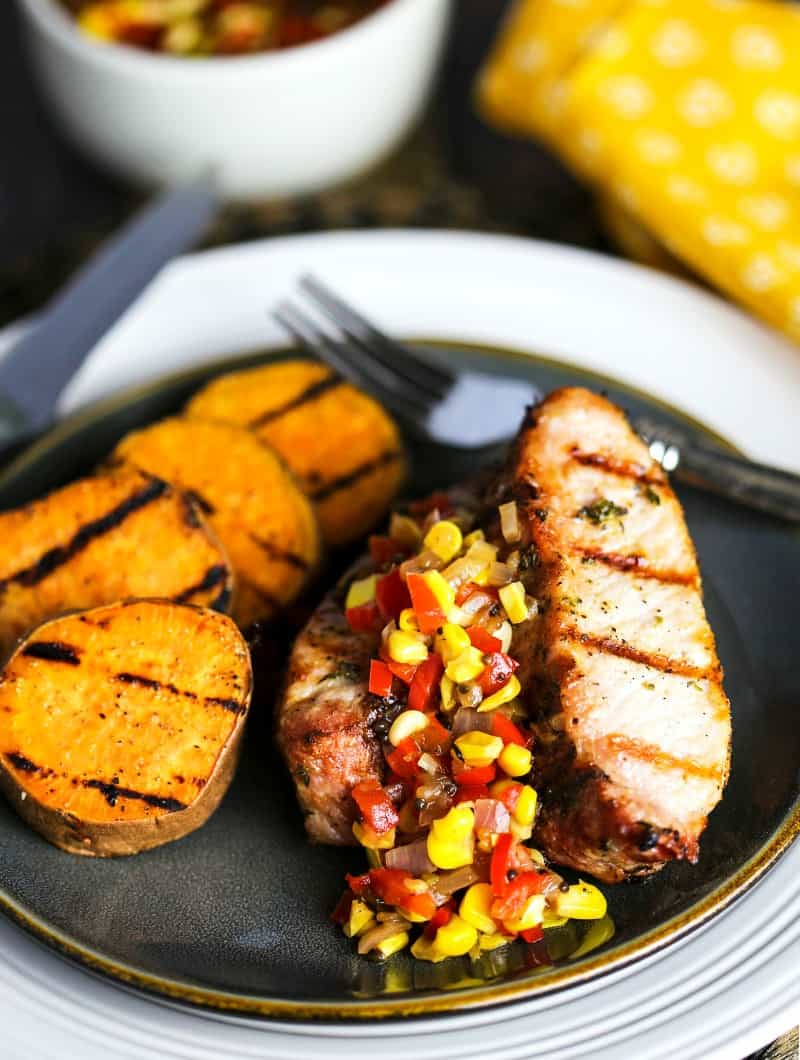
xmin=494 ymin=388 xmax=730 ymax=880
xmin=278 ymin=388 xmax=731 ymax=881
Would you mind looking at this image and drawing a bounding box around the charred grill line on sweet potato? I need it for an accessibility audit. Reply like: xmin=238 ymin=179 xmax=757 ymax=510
xmin=113 ymin=670 xmax=246 ymax=713
xmin=248 ymin=373 xmax=344 ymax=428
xmin=0 ymin=469 xmax=234 ymax=657
xmin=0 ymin=476 xmax=167 ymax=594
xmin=249 ymin=534 xmax=310 ymax=571
xmin=21 ymin=641 xmax=82 ymax=665
xmin=0 ymin=600 xmax=252 ymax=856
xmin=185 ymin=359 xmax=406 ymax=547
xmin=306 ymin=449 xmax=404 ymax=502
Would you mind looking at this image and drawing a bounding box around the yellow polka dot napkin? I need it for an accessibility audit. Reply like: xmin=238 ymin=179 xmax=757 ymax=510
xmin=479 ymin=0 xmax=800 ymax=342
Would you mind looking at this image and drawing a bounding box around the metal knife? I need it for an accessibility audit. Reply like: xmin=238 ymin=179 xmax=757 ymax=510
xmin=0 ymin=173 xmax=218 ymax=455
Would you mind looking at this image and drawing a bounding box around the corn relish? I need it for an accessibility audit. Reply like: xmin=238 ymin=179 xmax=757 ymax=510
xmin=333 ymin=494 xmax=607 ymax=962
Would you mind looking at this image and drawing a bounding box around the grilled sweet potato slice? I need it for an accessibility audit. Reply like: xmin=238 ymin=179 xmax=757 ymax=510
xmin=0 ymin=467 xmax=232 ymax=659
xmin=0 ymin=600 xmax=252 ymax=856
xmin=110 ymin=418 xmax=320 ymax=628
xmin=185 ymin=360 xmax=406 ymax=547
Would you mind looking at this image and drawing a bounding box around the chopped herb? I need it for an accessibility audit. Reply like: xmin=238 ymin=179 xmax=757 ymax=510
xmin=534 ymin=508 xmax=548 ymax=522
xmin=654 ymin=614 xmax=664 ymax=625
xmin=322 ymin=661 xmax=362 ymax=682
xmin=294 ymin=766 xmax=310 ymax=787
xmin=688 ymin=680 xmax=703 ymax=691
xmin=577 ymin=498 xmax=628 ymax=526
xmin=643 ymin=486 xmax=661 ymax=505
xmin=518 ymin=546 xmax=539 ymax=571
xmin=643 ymin=681 xmax=655 ymax=691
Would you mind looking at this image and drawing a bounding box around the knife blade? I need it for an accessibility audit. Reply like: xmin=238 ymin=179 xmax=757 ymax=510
xmin=0 ymin=172 xmax=218 ymax=446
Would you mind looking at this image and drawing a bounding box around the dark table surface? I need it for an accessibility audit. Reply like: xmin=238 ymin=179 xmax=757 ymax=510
xmin=0 ymin=3 xmax=797 ymax=1057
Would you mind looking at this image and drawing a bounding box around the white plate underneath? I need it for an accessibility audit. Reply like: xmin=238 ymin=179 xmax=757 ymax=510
xmin=0 ymin=230 xmax=798 ymax=1060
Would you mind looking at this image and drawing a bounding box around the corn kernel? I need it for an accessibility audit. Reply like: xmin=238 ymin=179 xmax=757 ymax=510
xmin=388 ymin=709 xmax=429 ymax=746
xmin=78 ymin=5 xmax=118 ymax=39
xmin=421 ymin=570 xmax=456 ymax=612
xmin=510 ymin=819 xmax=533 ymax=842
xmin=376 ymin=931 xmax=410 ymax=957
xmin=432 ymin=915 xmax=478 ymax=958
xmin=389 ymin=512 xmax=422 ymax=549
xmin=514 ymin=785 xmax=538 ymax=826
xmin=499 ymin=581 xmax=528 ymax=624
xmin=398 ymin=608 xmax=420 ymax=633
xmin=426 ymin=805 xmax=475 ymax=869
xmin=503 ymin=894 xmax=546 ymax=934
xmin=498 ymin=742 xmax=532 ymax=777
xmin=410 ymin=934 xmax=445 ymax=963
xmin=552 ymin=881 xmax=607 ymax=920
xmin=463 ymin=529 xmax=485 ymax=547
xmin=528 ymin=847 xmax=546 ymax=866
xmin=467 ymin=539 xmax=497 ymax=566
xmin=454 ymin=731 xmax=504 ymax=768
xmin=435 ymin=622 xmax=471 ymax=662
xmin=387 ymin=630 xmax=429 ymax=666
xmin=424 ymin=520 xmax=463 ymax=563
xmin=344 ymin=899 xmax=375 ymax=938
xmin=445 ymin=646 xmax=486 ymax=683
xmin=440 ymin=674 xmax=456 ymax=712
xmin=477 ymin=674 xmax=521 ymax=712
xmin=345 ymin=574 xmax=377 ymax=610
xmin=459 ymin=883 xmax=497 ymax=935
xmin=479 ymin=933 xmax=509 ymax=951
xmin=353 ymin=822 xmax=396 ymax=850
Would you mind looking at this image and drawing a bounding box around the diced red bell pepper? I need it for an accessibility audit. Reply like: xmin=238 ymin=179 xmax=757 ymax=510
xmin=454 ymin=783 xmax=490 ymax=804
xmin=455 ymin=582 xmax=498 ymax=606
xmin=379 ymin=643 xmax=419 ymax=685
xmin=368 ymin=659 xmax=394 ymax=699
xmin=409 ymin=492 xmax=453 ymax=517
xmin=416 ymin=711 xmax=450 ymax=754
xmin=477 ymin=652 xmax=520 ymax=696
xmin=520 ymin=926 xmax=545 ymax=944
xmin=452 ymin=762 xmax=496 ymax=786
xmin=369 ymin=536 xmax=406 ymax=567
xmin=346 ymin=602 xmax=381 ymax=633
xmin=491 ymin=713 xmax=528 ymax=747
xmin=330 ymin=890 xmax=353 ymax=924
xmin=406 ymin=573 xmax=445 ymax=634
xmin=369 ymin=868 xmax=413 ymax=907
xmin=279 ymin=14 xmax=325 ymax=47
xmin=345 ymin=872 xmax=372 ymax=898
xmin=467 ymin=627 xmax=503 ymax=653
xmin=376 ymin=567 xmax=412 ymax=621
xmin=401 ymin=891 xmax=437 ymax=920
xmin=407 ymin=653 xmax=445 ymax=713
xmin=424 ymin=902 xmax=455 ymax=938
xmin=490 ymin=833 xmax=514 ymax=897
xmin=385 ymin=737 xmax=419 ymax=780
xmin=490 ymin=870 xmax=551 ymax=921
xmin=495 ymin=781 xmax=523 ymax=814
xmin=352 ymin=780 xmax=399 ymax=835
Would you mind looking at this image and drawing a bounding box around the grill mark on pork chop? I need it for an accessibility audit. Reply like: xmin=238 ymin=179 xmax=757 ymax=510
xmin=570 ymin=449 xmax=663 ymax=484
xmin=562 ymin=629 xmax=712 ymax=680
xmin=576 ymin=547 xmax=697 ymax=585
xmin=596 ymin=733 xmax=726 ymax=783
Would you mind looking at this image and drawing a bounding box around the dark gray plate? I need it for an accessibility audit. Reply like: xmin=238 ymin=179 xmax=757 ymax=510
xmin=0 ymin=343 xmax=797 ymax=1021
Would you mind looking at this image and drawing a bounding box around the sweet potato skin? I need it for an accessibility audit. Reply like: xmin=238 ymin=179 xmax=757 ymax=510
xmin=109 ymin=417 xmax=321 ymax=628
xmin=0 ymin=468 xmax=232 ymax=660
xmin=0 ymin=600 xmax=252 ymax=856
xmin=186 ymin=360 xmax=406 ymax=547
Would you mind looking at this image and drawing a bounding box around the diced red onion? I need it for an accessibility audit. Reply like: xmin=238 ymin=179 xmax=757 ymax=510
xmin=461 ymin=590 xmax=496 ymax=615
xmin=418 ymin=791 xmax=454 ymax=828
xmin=434 ymin=865 xmax=481 ymax=897
xmin=399 ymin=549 xmax=442 ymax=578
xmin=357 ymin=918 xmax=411 ymax=954
xmin=487 ymin=562 xmax=514 ymax=587
xmin=474 ymin=798 xmax=511 ymax=834
xmin=452 ymin=708 xmax=494 ymax=737
xmin=417 ymin=752 xmax=442 ymax=776
xmin=385 ymin=839 xmax=435 ymax=875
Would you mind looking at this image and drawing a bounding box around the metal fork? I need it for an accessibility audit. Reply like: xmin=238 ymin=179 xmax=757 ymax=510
xmin=273 ymin=275 xmax=800 ymax=522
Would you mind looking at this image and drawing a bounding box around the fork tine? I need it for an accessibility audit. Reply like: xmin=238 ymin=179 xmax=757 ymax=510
xmin=272 ymin=302 xmax=432 ymax=420
xmin=299 ymin=274 xmax=454 ymax=400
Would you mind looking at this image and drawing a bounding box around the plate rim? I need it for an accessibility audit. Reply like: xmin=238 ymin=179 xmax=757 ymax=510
xmin=0 ymin=343 xmax=797 ymax=1022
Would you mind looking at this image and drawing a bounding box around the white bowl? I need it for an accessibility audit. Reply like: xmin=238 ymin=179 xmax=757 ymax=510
xmin=14 ymin=0 xmax=451 ymax=200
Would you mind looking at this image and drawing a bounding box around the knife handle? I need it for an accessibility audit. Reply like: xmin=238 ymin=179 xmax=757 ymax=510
xmin=636 ymin=417 xmax=800 ymax=523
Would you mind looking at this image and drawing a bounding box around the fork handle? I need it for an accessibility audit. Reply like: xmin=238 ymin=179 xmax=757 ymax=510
xmin=637 ymin=419 xmax=800 ymax=522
